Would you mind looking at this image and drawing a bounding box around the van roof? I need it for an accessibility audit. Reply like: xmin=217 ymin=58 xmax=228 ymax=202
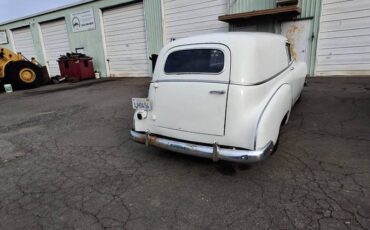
xmin=167 ymin=32 xmax=288 ymax=48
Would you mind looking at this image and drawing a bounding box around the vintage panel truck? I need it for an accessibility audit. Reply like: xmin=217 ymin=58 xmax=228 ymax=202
xmin=131 ymin=32 xmax=307 ymax=163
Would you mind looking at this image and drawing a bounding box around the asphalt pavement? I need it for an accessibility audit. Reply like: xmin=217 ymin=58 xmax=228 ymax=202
xmin=0 ymin=77 xmax=369 ymax=230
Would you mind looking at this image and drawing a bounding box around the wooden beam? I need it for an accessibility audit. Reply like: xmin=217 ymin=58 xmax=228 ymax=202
xmin=219 ymin=5 xmax=301 ymax=22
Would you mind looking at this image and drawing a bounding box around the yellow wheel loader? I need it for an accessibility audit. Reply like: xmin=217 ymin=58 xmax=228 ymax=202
xmin=0 ymin=47 xmax=49 ymax=90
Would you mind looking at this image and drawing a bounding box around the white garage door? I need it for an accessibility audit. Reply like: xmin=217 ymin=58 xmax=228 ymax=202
xmin=103 ymin=3 xmax=149 ymax=77
xmin=163 ymin=0 xmax=229 ymax=43
xmin=12 ymin=27 xmax=37 ymax=60
xmin=40 ymin=19 xmax=71 ymax=77
xmin=316 ymin=0 xmax=370 ymax=76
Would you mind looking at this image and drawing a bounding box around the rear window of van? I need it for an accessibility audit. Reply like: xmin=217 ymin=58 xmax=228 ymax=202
xmin=164 ymin=49 xmax=224 ymax=74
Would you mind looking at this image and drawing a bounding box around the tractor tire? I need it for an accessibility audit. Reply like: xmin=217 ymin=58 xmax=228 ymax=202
xmin=5 ymin=61 xmax=42 ymax=90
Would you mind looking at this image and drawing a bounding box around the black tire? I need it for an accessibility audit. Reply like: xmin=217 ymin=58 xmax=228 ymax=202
xmin=296 ymin=94 xmax=302 ymax=104
xmin=4 ymin=61 xmax=41 ymax=90
xmin=272 ymin=113 xmax=289 ymax=154
xmin=272 ymin=134 xmax=280 ymax=154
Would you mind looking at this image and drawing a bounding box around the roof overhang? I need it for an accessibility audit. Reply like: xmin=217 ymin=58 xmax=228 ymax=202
xmin=219 ymin=5 xmax=301 ymax=23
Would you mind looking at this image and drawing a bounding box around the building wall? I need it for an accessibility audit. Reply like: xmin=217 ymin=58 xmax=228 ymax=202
xmin=298 ymin=0 xmax=322 ymax=76
xmin=228 ymin=0 xmax=322 ymax=76
xmin=229 ymin=0 xmax=276 ymax=13
xmin=0 ymin=0 xmax=163 ymax=77
xmin=143 ymin=0 xmax=163 ymax=55
xmin=315 ymin=0 xmax=370 ymax=76
xmin=0 ymin=0 xmax=323 ymax=77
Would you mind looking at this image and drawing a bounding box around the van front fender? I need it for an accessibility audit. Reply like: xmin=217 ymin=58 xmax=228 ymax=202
xmin=255 ymin=84 xmax=292 ymax=149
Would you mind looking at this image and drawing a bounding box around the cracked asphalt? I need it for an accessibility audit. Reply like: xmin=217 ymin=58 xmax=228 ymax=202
xmin=0 ymin=77 xmax=369 ymax=230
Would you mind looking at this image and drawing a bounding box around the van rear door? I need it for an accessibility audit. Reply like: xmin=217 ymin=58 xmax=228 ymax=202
xmin=154 ymin=44 xmax=230 ymax=136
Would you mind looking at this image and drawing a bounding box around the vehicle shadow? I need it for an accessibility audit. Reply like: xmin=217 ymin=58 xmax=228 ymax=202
xmin=152 ymin=148 xmax=259 ymax=176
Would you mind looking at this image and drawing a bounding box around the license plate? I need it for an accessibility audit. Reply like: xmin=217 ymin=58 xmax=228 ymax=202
xmin=132 ymin=98 xmax=152 ymax=111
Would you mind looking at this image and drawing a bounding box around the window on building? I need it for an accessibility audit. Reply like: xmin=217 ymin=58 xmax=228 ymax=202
xmin=164 ymin=49 xmax=224 ymax=74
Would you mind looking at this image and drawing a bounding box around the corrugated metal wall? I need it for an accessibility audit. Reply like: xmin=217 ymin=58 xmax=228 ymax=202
xmin=229 ymin=0 xmax=275 ymax=13
xmin=228 ymin=0 xmax=276 ymax=33
xmin=143 ymin=0 xmax=163 ymax=55
xmin=228 ymin=0 xmax=322 ymax=76
xmin=298 ymin=0 xmax=322 ymax=76
xmin=0 ymin=0 xmax=163 ymax=78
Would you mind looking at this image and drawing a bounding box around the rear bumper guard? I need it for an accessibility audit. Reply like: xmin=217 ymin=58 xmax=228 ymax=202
xmin=130 ymin=130 xmax=273 ymax=163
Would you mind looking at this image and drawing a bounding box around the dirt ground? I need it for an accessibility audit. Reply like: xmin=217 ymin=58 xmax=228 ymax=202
xmin=0 ymin=77 xmax=369 ymax=230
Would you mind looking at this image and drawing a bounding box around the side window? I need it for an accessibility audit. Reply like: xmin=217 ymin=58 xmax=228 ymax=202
xmin=286 ymin=43 xmax=292 ymax=64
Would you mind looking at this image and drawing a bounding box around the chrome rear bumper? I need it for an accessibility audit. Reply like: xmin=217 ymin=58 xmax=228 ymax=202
xmin=130 ymin=130 xmax=274 ymax=163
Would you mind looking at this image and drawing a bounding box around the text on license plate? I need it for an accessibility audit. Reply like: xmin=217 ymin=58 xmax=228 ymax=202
xmin=132 ymin=98 xmax=152 ymax=110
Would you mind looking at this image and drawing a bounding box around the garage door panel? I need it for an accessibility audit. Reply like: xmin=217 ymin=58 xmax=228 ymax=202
xmin=320 ymin=19 xmax=370 ymax=33
xmin=110 ymin=61 xmax=149 ymax=67
xmin=318 ymin=35 xmax=370 ymax=49
xmin=167 ymin=14 xmax=225 ymax=26
xmin=316 ymin=63 xmax=370 ymax=72
xmin=103 ymin=17 xmax=144 ymax=27
xmin=105 ymin=33 xmax=146 ymax=42
xmin=168 ymin=21 xmax=230 ymax=34
xmin=316 ymin=1 xmax=370 ymax=75
xmin=167 ymin=27 xmax=226 ymax=39
xmin=164 ymin=0 xmax=225 ymax=9
xmin=166 ymin=6 xmax=227 ymax=21
xmin=103 ymin=10 xmax=143 ymax=19
xmin=41 ymin=19 xmax=71 ymax=77
xmin=321 ymin=9 xmax=370 ymax=22
xmin=320 ymin=17 xmax=370 ymax=34
xmin=106 ymin=42 xmax=147 ymax=50
xmin=164 ymin=0 xmax=228 ymax=42
xmin=13 ymin=36 xmax=33 ymax=43
xmin=322 ymin=1 xmax=370 ymax=15
xmin=105 ymin=28 xmax=145 ymax=37
xmin=317 ymin=53 xmax=370 ymax=65
xmin=103 ymin=2 xmax=149 ymax=77
xmin=107 ymin=44 xmax=147 ymax=51
xmin=165 ymin=1 xmax=227 ymax=14
xmin=104 ymin=22 xmax=146 ymax=33
xmin=12 ymin=27 xmax=37 ymax=60
xmin=105 ymin=36 xmax=147 ymax=43
xmin=316 ymin=64 xmax=370 ymax=76
xmin=319 ymin=27 xmax=370 ymax=39
xmin=103 ymin=4 xmax=142 ymax=16
xmin=318 ymin=46 xmax=370 ymax=56
xmin=108 ymin=50 xmax=147 ymax=57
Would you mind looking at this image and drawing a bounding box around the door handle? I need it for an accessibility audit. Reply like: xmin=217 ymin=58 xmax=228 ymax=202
xmin=209 ymin=90 xmax=225 ymax=95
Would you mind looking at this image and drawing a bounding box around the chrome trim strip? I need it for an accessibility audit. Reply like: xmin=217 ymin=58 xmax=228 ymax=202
xmin=130 ymin=130 xmax=274 ymax=163
xmin=153 ymin=62 xmax=294 ymax=86
xmin=152 ymin=79 xmax=229 ymax=84
xmin=253 ymin=83 xmax=289 ymax=150
xmin=230 ymin=61 xmax=294 ymax=86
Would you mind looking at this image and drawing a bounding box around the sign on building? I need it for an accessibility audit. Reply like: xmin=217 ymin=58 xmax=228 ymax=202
xmin=0 ymin=30 xmax=8 ymax=44
xmin=70 ymin=9 xmax=96 ymax=32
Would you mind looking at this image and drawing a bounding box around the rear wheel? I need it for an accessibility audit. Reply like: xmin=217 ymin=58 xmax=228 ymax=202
xmin=272 ymin=112 xmax=289 ymax=154
xmin=272 ymin=134 xmax=280 ymax=154
xmin=5 ymin=61 xmax=41 ymax=90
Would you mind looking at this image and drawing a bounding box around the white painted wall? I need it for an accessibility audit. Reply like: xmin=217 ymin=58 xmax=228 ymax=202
xmin=316 ymin=0 xmax=370 ymax=76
